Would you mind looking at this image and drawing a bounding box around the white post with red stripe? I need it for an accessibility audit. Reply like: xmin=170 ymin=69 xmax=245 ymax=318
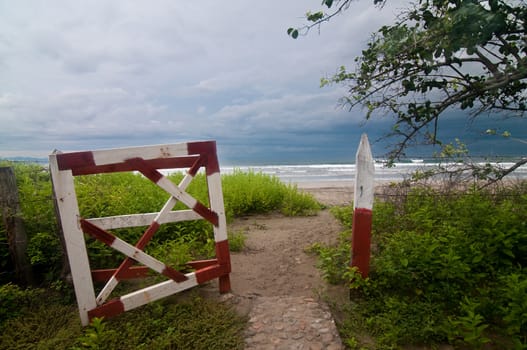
xmin=351 ymin=134 xmax=375 ymax=278
xmin=49 ymin=141 xmax=231 ymax=326
xmin=49 ymin=155 xmax=96 ymax=326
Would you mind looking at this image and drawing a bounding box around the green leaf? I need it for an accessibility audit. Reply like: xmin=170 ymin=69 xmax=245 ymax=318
xmin=291 ymin=29 xmax=299 ymax=39
xmin=307 ymin=11 xmax=324 ymax=22
xmin=287 ymin=28 xmax=299 ymax=39
xmin=322 ymin=0 xmax=334 ymax=8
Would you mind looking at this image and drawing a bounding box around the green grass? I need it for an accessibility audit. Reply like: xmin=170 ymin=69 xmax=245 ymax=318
xmin=0 ymin=285 xmax=245 ymax=350
xmin=310 ymin=182 xmax=527 ymax=349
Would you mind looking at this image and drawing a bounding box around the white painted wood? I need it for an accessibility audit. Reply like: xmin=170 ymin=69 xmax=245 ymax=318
xmin=156 ymin=177 xmax=198 ymax=211
xmin=95 ymin=173 xmax=196 ymax=305
xmin=86 ymin=210 xmax=201 ymax=229
xmin=354 ymin=134 xmax=375 ymax=210
xmin=207 ymin=172 xmax=228 ymax=241
xmin=110 ymin=237 xmax=171 ymax=274
xmin=121 ymin=273 xmax=198 ymax=311
xmin=49 ymin=153 xmax=97 ymax=326
xmin=96 ymin=276 xmax=118 ymax=305
xmin=179 ymin=171 xmax=195 ymax=189
xmin=153 ymin=171 xmax=194 ymax=222
xmin=92 ymin=143 xmax=190 ymax=166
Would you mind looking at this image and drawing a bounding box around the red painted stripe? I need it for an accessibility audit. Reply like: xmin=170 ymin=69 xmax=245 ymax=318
xmin=216 ymin=240 xmax=231 ymax=293
xmin=125 ymin=157 xmax=163 ymax=183
xmin=187 ymin=140 xmax=215 ymax=156
xmin=162 ymin=265 xmax=189 ymax=282
xmin=80 ymin=219 xmax=116 ymax=246
xmin=56 ymin=151 xmax=95 ymax=171
xmin=187 ymin=141 xmax=220 ymax=175
xmin=136 ymin=221 xmax=160 ymax=249
xmin=215 ymin=240 xmax=231 ymax=270
xmin=71 ymin=156 xmax=199 ymax=176
xmin=88 ymin=298 xmax=125 ymax=320
xmin=193 ymin=201 xmax=219 ymax=226
xmin=218 ymin=274 xmax=231 ymax=294
xmin=186 ymin=259 xmax=218 ymax=270
xmin=91 ymin=266 xmax=151 ymax=282
xmin=195 ymin=264 xmax=223 ymax=284
xmin=193 ymin=241 xmax=231 ymax=290
xmin=193 ymin=263 xmax=230 ymax=293
xmin=206 ymin=154 xmax=220 ymax=176
xmin=187 ymin=156 xmax=205 ymax=177
xmin=101 ymin=221 xmax=160 ymax=283
xmin=350 ymin=207 xmax=372 ymax=278
xmin=215 ymin=240 xmax=231 ymax=293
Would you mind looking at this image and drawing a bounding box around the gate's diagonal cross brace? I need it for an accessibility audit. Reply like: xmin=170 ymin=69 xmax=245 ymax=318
xmin=80 ymin=219 xmax=188 ymax=282
xmin=127 ymin=157 xmax=218 ymax=226
xmin=95 ymin=158 xmax=201 ymax=305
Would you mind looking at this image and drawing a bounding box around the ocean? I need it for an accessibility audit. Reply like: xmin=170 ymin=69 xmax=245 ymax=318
xmin=5 ymin=157 xmax=527 ymax=184
xmin=220 ymin=160 xmax=527 ymax=184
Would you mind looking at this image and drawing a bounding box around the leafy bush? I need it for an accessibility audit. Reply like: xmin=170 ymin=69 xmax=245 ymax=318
xmin=0 ymin=283 xmax=43 ymax=326
xmin=227 ymin=230 xmax=247 ymax=252
xmin=313 ymin=183 xmax=527 ymax=349
xmin=221 ymin=169 xmax=320 ymax=218
xmin=306 ymin=230 xmax=351 ymax=284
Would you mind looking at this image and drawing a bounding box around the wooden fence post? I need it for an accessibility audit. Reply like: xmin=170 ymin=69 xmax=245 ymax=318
xmin=0 ymin=166 xmax=35 ymax=285
xmin=350 ymin=134 xmax=375 ymax=278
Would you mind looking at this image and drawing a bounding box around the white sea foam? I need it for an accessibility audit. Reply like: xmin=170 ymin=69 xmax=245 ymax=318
xmin=219 ymin=161 xmax=527 ymax=184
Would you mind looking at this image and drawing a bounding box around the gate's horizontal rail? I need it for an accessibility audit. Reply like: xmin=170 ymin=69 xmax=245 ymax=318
xmin=85 ymin=210 xmax=202 ymax=229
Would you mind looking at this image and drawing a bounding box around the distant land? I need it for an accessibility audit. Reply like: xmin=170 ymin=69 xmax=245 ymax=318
xmin=1 ymin=156 xmax=48 ymax=164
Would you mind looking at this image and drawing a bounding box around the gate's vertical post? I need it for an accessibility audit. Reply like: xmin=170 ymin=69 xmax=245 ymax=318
xmin=49 ymin=153 xmax=96 ymax=326
xmin=205 ymin=146 xmax=231 ymax=293
xmin=350 ymin=134 xmax=375 ymax=278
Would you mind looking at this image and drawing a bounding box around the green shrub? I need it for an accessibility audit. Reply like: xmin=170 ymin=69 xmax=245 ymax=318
xmin=314 ymin=183 xmax=527 ymax=349
xmin=221 ymin=170 xmax=320 ymax=218
xmin=0 ymin=283 xmax=43 ymax=327
xmin=227 ymin=230 xmax=247 ymax=252
xmin=306 ymin=231 xmax=351 ymax=284
xmin=498 ymin=271 xmax=527 ymax=347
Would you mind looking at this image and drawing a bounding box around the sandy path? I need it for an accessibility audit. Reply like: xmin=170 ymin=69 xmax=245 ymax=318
xmin=229 ymin=210 xmax=343 ymax=299
xmin=200 ymin=183 xmax=352 ymax=315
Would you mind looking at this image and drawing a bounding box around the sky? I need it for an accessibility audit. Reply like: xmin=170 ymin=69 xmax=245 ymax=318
xmin=1 ymin=0 xmax=526 ymax=165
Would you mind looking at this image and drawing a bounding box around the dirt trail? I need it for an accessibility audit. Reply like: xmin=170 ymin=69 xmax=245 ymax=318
xmin=228 ymin=210 xmax=343 ymax=300
xmin=200 ymin=186 xmax=353 ymax=349
xmin=223 ymin=186 xmax=352 ymax=303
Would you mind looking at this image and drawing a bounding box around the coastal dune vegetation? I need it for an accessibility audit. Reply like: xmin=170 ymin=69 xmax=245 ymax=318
xmin=0 ymin=161 xmax=320 ymax=349
xmin=1 ymin=161 xmax=526 ymax=349
xmin=310 ymin=180 xmax=527 ymax=349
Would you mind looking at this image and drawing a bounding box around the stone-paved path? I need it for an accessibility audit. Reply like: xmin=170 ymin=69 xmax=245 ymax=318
xmin=242 ymin=296 xmax=343 ymax=350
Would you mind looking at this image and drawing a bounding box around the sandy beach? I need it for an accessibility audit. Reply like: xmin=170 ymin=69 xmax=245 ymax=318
xmin=296 ymin=181 xmax=354 ymax=207
xmin=295 ymin=179 xmax=399 ymax=206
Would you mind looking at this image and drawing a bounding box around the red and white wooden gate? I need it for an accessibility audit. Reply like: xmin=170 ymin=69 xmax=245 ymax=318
xmin=49 ymin=140 xmax=231 ymax=326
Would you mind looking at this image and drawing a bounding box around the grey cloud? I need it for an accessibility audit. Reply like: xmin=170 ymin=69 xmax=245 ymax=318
xmin=0 ymin=0 xmax=405 ymax=160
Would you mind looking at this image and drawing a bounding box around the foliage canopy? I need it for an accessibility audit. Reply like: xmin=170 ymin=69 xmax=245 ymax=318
xmin=290 ymin=0 xmax=527 ymax=175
